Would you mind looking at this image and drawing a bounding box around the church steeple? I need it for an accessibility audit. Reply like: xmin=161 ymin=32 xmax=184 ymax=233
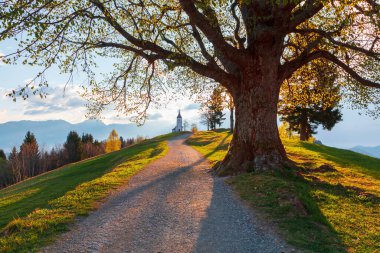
xmin=172 ymin=109 xmax=183 ymax=132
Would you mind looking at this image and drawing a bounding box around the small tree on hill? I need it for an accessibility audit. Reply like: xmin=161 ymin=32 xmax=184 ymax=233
xmin=200 ymin=112 xmax=211 ymax=131
xmin=64 ymin=131 xmax=82 ymax=163
xmin=105 ymin=130 xmax=121 ymax=153
xmin=183 ymin=120 xmax=189 ymax=132
xmin=191 ymin=124 xmax=198 ymax=133
xmin=200 ymin=87 xmax=226 ymax=130
xmin=19 ymin=131 xmax=40 ymax=177
xmin=279 ymin=60 xmax=343 ymax=141
xmin=120 ymin=136 xmax=126 ymax=148
xmin=81 ymin=133 xmax=94 ymax=143
xmin=0 ymin=150 xmax=6 ymax=160
xmin=8 ymin=147 xmax=21 ymax=182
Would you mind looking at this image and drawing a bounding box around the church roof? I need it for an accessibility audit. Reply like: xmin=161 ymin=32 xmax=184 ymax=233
xmin=177 ymin=110 xmax=182 ymax=118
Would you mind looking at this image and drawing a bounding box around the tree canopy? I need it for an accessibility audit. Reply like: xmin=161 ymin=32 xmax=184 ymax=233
xmin=1 ymin=1 xmax=379 ymax=119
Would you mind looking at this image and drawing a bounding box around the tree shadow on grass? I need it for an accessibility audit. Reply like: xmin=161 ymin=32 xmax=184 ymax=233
xmin=191 ymin=139 xmax=348 ymax=252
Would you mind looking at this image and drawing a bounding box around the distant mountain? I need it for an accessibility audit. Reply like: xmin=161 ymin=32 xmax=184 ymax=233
xmin=0 ymin=119 xmax=172 ymax=153
xmin=350 ymin=145 xmax=380 ymax=159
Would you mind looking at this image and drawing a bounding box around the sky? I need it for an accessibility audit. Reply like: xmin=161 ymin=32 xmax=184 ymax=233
xmin=1 ymin=39 xmax=380 ymax=149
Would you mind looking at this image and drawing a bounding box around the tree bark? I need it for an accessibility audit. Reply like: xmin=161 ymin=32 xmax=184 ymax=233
xmin=215 ymin=82 xmax=287 ymax=175
xmin=299 ymin=121 xmax=308 ymax=141
xmin=230 ymin=107 xmax=234 ymax=132
xmin=215 ymin=42 xmax=289 ymax=175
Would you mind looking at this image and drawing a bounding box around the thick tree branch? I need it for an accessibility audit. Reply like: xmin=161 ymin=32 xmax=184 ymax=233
xmin=318 ymin=51 xmax=380 ymax=89
xmin=295 ymin=28 xmax=380 ymax=60
xmin=281 ymin=50 xmax=380 ymax=89
xmin=231 ymin=0 xmax=245 ymax=49
xmin=289 ymin=0 xmax=323 ymax=30
xmin=178 ymin=0 xmax=245 ymax=64
xmin=89 ymin=0 xmax=234 ymax=85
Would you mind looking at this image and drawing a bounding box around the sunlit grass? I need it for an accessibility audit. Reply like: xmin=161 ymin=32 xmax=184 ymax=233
xmin=0 ymin=132 xmax=181 ymax=252
xmin=187 ymin=130 xmax=380 ymax=253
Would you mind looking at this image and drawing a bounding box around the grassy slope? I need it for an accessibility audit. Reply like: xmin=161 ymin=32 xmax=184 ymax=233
xmin=187 ymin=130 xmax=380 ymax=253
xmin=0 ymin=132 xmax=180 ymax=252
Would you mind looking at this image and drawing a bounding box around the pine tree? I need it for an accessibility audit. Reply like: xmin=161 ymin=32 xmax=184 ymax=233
xmin=64 ymin=131 xmax=83 ymax=163
xmin=8 ymin=146 xmax=22 ymax=182
xmin=105 ymin=130 xmax=121 ymax=153
xmin=0 ymin=149 xmax=6 ymax=160
xmin=120 ymin=136 xmax=126 ymax=148
xmin=19 ymin=131 xmax=40 ymax=177
xmin=81 ymin=133 xmax=94 ymax=143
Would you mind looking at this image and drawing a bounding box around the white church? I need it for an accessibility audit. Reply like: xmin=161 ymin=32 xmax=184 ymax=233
xmin=172 ymin=110 xmax=183 ymax=132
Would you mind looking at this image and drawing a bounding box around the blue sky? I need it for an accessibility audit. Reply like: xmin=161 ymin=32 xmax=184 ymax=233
xmin=1 ymin=39 xmax=380 ymax=149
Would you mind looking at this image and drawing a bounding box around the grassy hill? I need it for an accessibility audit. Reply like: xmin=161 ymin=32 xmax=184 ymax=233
xmin=0 ymin=133 xmax=180 ymax=252
xmin=187 ymin=130 xmax=380 ymax=253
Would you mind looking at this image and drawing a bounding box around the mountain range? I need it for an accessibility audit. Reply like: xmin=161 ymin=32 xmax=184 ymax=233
xmin=0 ymin=119 xmax=172 ymax=154
xmin=350 ymin=145 xmax=380 ymax=159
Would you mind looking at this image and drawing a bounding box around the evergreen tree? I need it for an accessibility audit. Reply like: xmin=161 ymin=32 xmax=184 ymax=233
xmin=279 ymin=60 xmax=343 ymax=141
xmin=120 ymin=136 xmax=126 ymax=148
xmin=105 ymin=130 xmax=121 ymax=153
xmin=19 ymin=131 xmax=40 ymax=177
xmin=81 ymin=133 xmax=94 ymax=143
xmin=0 ymin=149 xmax=6 ymax=160
xmin=8 ymin=146 xmax=21 ymax=182
xmin=64 ymin=131 xmax=82 ymax=163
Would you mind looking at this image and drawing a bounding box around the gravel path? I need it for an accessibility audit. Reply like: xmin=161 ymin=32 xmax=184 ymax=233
xmin=41 ymin=134 xmax=292 ymax=253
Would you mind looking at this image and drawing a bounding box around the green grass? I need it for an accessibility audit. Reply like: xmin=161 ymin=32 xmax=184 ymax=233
xmin=0 ymin=132 xmax=182 ymax=252
xmin=187 ymin=130 xmax=380 ymax=253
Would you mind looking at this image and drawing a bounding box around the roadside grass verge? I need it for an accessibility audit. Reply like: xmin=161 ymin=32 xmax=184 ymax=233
xmin=186 ymin=130 xmax=380 ymax=252
xmin=0 ymin=132 xmax=181 ymax=252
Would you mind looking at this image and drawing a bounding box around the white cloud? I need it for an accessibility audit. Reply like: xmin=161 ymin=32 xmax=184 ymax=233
xmin=0 ymin=84 xmax=88 ymax=123
xmin=0 ymin=83 xmax=204 ymax=127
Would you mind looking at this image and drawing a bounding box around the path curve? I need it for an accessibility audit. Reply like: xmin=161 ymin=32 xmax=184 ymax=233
xmin=41 ymin=134 xmax=291 ymax=253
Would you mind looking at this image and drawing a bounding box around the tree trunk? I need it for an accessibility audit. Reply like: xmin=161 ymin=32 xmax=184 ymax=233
xmin=215 ymin=48 xmax=288 ymax=175
xmin=230 ymin=107 xmax=234 ymax=132
xmin=299 ymin=121 xmax=308 ymax=141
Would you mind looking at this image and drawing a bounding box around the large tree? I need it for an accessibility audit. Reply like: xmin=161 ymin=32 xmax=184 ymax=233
xmin=1 ymin=1 xmax=380 ymax=174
